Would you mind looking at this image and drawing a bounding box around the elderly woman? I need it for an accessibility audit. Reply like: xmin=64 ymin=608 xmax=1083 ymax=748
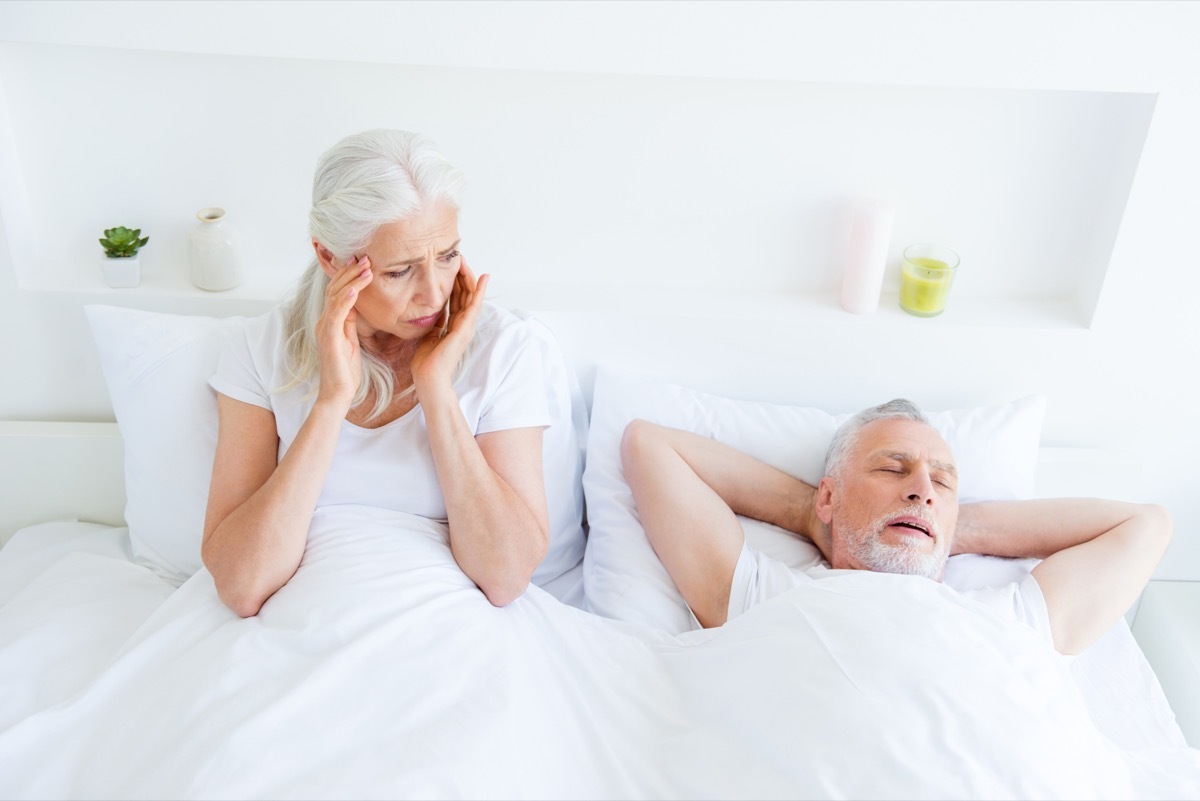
xmin=201 ymin=129 xmax=553 ymax=617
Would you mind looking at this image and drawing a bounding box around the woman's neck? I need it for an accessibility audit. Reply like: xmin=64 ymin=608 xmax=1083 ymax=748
xmin=361 ymin=332 xmax=420 ymax=368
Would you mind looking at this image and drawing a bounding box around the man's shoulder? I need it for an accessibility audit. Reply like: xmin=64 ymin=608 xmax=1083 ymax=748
xmin=955 ymin=572 xmax=1052 ymax=643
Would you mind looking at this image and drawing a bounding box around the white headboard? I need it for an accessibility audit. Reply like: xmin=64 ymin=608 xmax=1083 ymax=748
xmin=0 ymin=421 xmax=125 ymax=545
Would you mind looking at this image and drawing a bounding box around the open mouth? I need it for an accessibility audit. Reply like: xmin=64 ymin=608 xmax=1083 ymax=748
xmin=888 ymin=519 xmax=932 ymax=537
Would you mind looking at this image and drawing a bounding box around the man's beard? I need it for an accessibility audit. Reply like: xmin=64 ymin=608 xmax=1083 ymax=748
xmin=840 ymin=504 xmax=949 ymax=580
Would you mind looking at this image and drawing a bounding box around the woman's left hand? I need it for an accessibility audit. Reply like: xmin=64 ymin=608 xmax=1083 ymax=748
xmin=412 ymin=256 xmax=488 ymax=394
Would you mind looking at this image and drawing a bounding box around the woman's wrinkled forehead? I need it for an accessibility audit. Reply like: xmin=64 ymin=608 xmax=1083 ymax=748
xmin=366 ymin=203 xmax=460 ymax=261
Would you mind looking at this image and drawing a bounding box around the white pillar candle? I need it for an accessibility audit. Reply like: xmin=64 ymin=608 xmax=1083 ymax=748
xmin=839 ymin=196 xmax=895 ymax=314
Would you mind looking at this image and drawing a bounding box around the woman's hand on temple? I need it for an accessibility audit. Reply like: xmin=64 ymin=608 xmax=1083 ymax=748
xmin=412 ymin=257 xmax=488 ymax=395
xmin=315 ymin=255 xmax=373 ymax=411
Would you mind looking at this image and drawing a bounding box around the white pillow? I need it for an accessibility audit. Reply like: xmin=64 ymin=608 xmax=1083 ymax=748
xmin=512 ymin=311 xmax=589 ymax=587
xmin=581 ymin=365 xmax=1047 ymax=632
xmin=85 ymin=305 xmax=587 ymax=589
xmin=85 ymin=305 xmax=242 ymax=584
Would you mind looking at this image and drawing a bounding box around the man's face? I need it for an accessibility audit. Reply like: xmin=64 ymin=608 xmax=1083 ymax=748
xmin=817 ymin=418 xmax=959 ymax=581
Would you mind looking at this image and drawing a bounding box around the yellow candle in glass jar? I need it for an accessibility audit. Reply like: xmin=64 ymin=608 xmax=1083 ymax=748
xmin=899 ymin=245 xmax=959 ymax=317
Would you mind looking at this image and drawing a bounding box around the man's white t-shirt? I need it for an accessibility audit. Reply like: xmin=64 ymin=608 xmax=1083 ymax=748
xmin=209 ymin=302 xmax=551 ymax=522
xmin=722 ymin=542 xmax=1054 ymax=645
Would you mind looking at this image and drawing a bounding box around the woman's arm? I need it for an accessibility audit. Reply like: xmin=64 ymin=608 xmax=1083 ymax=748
xmin=201 ymin=256 xmax=373 ymax=617
xmin=413 ymin=262 xmax=550 ymax=606
xmin=201 ymin=396 xmax=347 ymax=616
xmin=424 ymin=398 xmax=550 ymax=606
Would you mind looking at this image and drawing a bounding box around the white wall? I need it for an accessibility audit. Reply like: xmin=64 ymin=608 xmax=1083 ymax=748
xmin=1 ymin=1 xmax=1198 ymax=578
xmin=0 ymin=41 xmax=1151 ymax=313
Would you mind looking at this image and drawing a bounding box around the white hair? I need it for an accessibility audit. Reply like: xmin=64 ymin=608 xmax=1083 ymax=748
xmin=824 ymin=398 xmax=930 ymax=481
xmin=281 ymin=130 xmax=467 ymax=419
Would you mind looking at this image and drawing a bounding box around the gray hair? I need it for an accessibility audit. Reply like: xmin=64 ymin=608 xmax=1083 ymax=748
xmin=282 ymin=130 xmax=467 ymax=419
xmin=824 ymin=399 xmax=930 ymax=480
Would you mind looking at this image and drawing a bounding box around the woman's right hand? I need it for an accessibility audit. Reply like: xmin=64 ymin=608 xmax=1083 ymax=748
xmin=315 ymin=255 xmax=373 ymax=410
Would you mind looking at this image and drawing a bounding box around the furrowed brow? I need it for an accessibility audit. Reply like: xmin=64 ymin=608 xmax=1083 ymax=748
xmin=386 ymin=239 xmax=462 ymax=268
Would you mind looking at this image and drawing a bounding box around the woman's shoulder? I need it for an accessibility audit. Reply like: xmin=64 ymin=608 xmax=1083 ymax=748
xmin=473 ymin=302 xmax=524 ymax=334
xmin=227 ymin=303 xmax=291 ymax=352
xmin=461 ymin=303 xmax=553 ymax=377
xmin=472 ymin=302 xmax=544 ymax=350
xmin=476 ymin=302 xmax=563 ymax=339
xmin=212 ymin=303 xmax=296 ymax=389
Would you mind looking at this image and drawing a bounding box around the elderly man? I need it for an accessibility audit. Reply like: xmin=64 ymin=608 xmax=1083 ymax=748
xmin=620 ymin=399 xmax=1171 ymax=655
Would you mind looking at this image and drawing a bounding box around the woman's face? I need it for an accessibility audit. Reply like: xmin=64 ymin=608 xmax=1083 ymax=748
xmin=349 ymin=201 xmax=462 ymax=343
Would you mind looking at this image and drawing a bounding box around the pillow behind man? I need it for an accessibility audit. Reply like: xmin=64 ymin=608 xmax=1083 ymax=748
xmin=580 ymin=364 xmax=1046 ymax=632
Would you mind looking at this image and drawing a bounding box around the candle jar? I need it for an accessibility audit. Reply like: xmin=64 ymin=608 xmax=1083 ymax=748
xmin=899 ymin=244 xmax=959 ymax=317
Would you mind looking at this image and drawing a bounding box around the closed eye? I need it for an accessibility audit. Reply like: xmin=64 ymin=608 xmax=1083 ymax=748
xmin=437 ymin=249 xmax=461 ymax=265
xmin=385 ymin=267 xmax=413 ymax=279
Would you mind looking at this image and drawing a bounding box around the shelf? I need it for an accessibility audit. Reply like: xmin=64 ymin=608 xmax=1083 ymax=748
xmin=16 ymin=262 xmax=1087 ymax=331
xmin=15 ymin=265 xmax=1087 ymax=332
xmin=18 ymin=258 xmax=292 ymax=304
xmin=487 ymin=279 xmax=1088 ymax=332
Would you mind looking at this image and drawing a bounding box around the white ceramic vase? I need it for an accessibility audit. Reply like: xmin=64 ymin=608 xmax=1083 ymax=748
xmin=101 ymin=254 xmax=141 ymax=288
xmin=189 ymin=207 xmax=245 ymax=291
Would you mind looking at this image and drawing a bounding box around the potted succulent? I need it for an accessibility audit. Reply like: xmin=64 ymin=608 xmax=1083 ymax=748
xmin=99 ymin=226 xmax=149 ymax=288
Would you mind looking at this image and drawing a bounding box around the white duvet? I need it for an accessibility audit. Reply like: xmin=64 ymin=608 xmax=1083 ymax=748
xmin=1 ymin=507 xmax=1197 ymax=800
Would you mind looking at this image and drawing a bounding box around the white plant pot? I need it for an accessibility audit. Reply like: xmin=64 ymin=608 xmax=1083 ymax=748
xmin=101 ymin=254 xmax=141 ymax=288
xmin=189 ymin=207 xmax=245 ymax=291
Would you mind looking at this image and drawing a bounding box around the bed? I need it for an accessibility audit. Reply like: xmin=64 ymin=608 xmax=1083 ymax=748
xmin=1 ymin=303 xmax=1197 ymax=800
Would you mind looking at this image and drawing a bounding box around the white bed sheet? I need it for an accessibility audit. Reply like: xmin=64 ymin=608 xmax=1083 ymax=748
xmin=1 ymin=515 xmax=1197 ymax=800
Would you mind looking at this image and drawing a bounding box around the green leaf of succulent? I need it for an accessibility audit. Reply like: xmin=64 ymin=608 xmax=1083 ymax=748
xmin=100 ymin=225 xmax=148 ymax=256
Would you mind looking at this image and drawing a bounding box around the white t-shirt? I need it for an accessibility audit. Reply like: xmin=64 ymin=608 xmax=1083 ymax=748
xmin=209 ymin=302 xmax=552 ymax=523
xmin=722 ymin=543 xmax=1054 ymax=645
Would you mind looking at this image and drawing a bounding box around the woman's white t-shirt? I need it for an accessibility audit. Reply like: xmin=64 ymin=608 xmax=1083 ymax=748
xmin=209 ymin=302 xmax=551 ymax=522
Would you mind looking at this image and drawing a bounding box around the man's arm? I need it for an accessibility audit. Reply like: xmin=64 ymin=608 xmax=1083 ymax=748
xmin=954 ymin=499 xmax=1172 ymax=654
xmin=620 ymin=420 xmax=820 ymax=628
